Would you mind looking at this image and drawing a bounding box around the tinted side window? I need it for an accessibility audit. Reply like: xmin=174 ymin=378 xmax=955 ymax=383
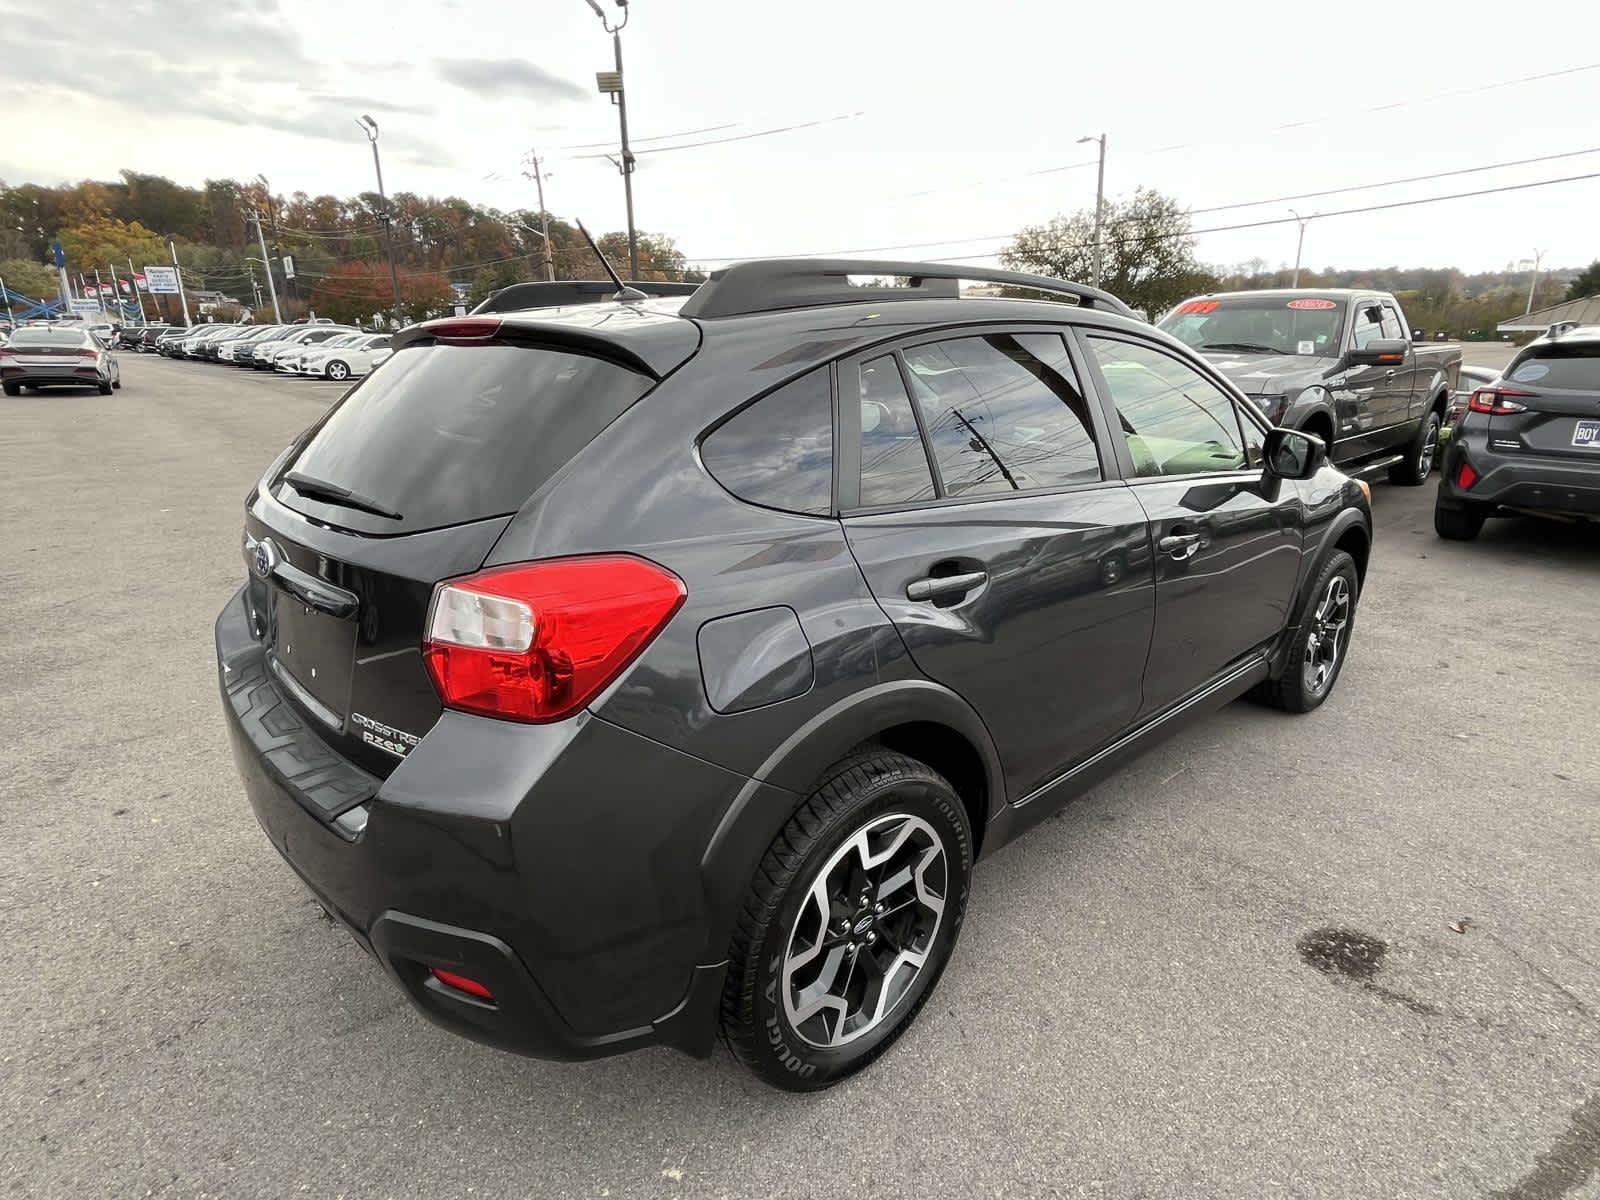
xmin=858 ymin=355 xmax=936 ymax=506
xmin=1351 ymin=304 xmax=1384 ymax=349
xmin=900 ymin=333 xmax=1101 ymax=497
xmin=1086 ymin=337 xmax=1248 ymax=477
xmin=701 ymin=367 xmax=833 ymax=515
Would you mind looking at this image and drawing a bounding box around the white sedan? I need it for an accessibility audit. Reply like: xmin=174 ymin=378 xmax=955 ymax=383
xmin=293 ymin=333 xmax=393 ymax=381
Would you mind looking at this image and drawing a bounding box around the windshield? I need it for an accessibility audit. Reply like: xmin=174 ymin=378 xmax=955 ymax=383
xmin=1160 ymin=296 xmax=1345 ymax=357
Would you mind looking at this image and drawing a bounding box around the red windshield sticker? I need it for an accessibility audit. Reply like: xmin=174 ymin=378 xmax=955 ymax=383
xmin=1175 ymin=300 xmax=1219 ymax=315
xmin=1287 ymin=298 xmax=1337 ymax=310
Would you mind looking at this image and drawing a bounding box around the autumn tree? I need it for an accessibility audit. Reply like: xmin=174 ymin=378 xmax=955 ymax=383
xmin=1002 ymin=188 xmax=1218 ymax=318
xmin=308 ymin=261 xmax=452 ymax=325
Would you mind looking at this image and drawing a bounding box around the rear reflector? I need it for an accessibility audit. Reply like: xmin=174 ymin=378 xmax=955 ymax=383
xmin=423 ymin=555 xmax=686 ymax=723
xmin=1456 ymin=461 xmax=1478 ymax=490
xmin=429 ymin=968 xmax=494 ymax=1002
xmin=1467 ymin=387 xmax=1531 ymax=415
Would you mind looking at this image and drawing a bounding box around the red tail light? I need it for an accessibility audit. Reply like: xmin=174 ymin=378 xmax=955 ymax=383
xmin=423 ymin=555 xmax=686 ymax=723
xmin=420 ymin=317 xmax=501 ymax=341
xmin=429 ymin=968 xmax=494 ymax=1002
xmin=1467 ymin=387 xmax=1532 ymax=415
xmin=1456 ymin=461 xmax=1478 ymax=490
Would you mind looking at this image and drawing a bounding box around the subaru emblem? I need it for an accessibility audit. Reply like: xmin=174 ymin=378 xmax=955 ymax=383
xmin=253 ymin=537 xmax=279 ymax=580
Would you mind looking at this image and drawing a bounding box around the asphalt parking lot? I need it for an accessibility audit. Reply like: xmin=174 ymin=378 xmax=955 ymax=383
xmin=2 ymin=352 xmax=1597 ymax=1200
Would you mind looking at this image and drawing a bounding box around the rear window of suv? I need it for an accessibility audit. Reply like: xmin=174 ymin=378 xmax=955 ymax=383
xmin=280 ymin=343 xmax=652 ymax=533
xmin=1507 ymin=342 xmax=1600 ymax=390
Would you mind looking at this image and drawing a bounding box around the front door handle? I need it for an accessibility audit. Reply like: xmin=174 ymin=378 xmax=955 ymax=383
xmin=1383 ymin=369 xmax=1396 ymax=380
xmin=906 ymin=570 xmax=988 ymax=602
xmin=1158 ymin=532 xmax=1203 ymax=560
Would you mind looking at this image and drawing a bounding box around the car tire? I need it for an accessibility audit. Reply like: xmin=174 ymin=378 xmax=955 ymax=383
xmin=113 ymin=377 xmax=121 ymax=390
xmin=721 ymin=749 xmax=973 ymax=1092
xmin=2 ymin=382 xmax=19 ymax=396
xmin=98 ymin=380 xmax=113 ymax=395
xmin=1251 ymin=549 xmax=1359 ymax=714
xmin=327 ymin=360 xmax=350 ymax=381
xmin=1389 ymin=410 xmax=1441 ymax=485
xmin=1434 ymin=500 xmax=1486 ymax=541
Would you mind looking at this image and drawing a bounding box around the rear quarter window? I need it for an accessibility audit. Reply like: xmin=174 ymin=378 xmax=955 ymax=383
xmin=700 ymin=368 xmax=833 ymax=516
xmin=281 ymin=342 xmax=652 ymax=533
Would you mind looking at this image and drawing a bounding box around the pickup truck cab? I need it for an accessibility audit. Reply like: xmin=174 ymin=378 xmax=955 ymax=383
xmin=1161 ymin=289 xmax=1462 ymax=485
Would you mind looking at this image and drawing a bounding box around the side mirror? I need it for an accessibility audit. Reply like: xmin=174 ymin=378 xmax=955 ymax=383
xmin=1263 ymin=427 xmax=1325 ymax=480
xmin=1349 ymin=337 xmax=1408 ymax=367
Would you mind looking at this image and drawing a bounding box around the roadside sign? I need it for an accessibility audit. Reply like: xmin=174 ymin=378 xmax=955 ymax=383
xmin=51 ymin=241 xmax=66 ymax=269
xmin=281 ymin=255 xmax=296 ymax=280
xmin=143 ymin=266 xmax=181 ymax=294
xmin=69 ymin=299 xmax=102 ymax=317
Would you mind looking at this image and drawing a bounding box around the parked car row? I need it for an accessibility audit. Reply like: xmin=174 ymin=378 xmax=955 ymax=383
xmin=148 ymin=321 xmax=394 ymax=379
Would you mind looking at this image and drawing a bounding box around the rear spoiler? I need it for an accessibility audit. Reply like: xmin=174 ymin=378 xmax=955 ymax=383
xmin=471 ymin=280 xmax=700 ymax=315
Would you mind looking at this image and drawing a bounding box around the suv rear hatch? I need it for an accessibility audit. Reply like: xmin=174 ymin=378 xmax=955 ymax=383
xmin=1490 ymin=341 xmax=1600 ymax=460
xmin=241 ymin=312 xmax=698 ymax=784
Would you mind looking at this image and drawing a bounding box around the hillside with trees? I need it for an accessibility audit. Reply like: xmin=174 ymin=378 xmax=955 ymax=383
xmin=1 ymin=170 xmax=701 ymax=324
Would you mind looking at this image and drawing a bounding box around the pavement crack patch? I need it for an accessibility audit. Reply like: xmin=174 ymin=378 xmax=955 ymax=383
xmin=1297 ymin=926 xmax=1443 ymax=1017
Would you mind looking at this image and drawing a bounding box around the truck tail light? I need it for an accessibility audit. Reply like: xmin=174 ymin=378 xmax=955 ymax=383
xmin=423 ymin=555 xmax=685 ymax=723
xmin=1467 ymin=387 xmax=1532 ymax=415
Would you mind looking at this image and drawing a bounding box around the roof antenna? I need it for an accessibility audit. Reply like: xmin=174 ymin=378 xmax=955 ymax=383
xmin=576 ymin=219 xmax=647 ymax=303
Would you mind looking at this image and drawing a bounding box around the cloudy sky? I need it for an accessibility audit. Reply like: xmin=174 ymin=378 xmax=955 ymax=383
xmin=2 ymin=0 xmax=1598 ymax=275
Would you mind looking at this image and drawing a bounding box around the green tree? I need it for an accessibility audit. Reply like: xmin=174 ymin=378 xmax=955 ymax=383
xmin=1565 ymin=260 xmax=1600 ymax=301
xmin=58 ymin=217 xmax=168 ymax=280
xmin=1001 ymin=188 xmax=1217 ymax=318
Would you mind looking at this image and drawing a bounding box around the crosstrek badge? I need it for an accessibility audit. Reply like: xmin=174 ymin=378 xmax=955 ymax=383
xmin=1287 ymin=298 xmax=1337 ymax=310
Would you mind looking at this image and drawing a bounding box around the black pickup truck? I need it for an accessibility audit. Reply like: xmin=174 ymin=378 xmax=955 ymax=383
xmin=1160 ymin=289 xmax=1462 ymax=484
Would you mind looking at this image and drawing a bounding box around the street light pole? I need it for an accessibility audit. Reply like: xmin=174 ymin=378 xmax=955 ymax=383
xmin=1289 ymin=209 xmax=1315 ymax=287
xmin=587 ymin=0 xmax=638 ymax=279
xmin=1524 ymin=248 xmax=1547 ymax=315
xmin=1077 ymin=133 xmax=1106 ymax=289
xmin=357 ymin=114 xmax=406 ymax=327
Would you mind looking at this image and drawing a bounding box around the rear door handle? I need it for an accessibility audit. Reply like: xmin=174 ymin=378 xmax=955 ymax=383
xmin=1158 ymin=532 xmax=1203 ymax=560
xmin=906 ymin=571 xmax=988 ymax=602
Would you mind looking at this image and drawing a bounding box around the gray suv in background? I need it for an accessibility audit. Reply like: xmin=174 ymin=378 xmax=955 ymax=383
xmin=217 ymin=260 xmax=1373 ymax=1090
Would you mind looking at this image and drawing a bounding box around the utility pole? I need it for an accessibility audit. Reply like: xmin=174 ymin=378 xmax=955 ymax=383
xmin=248 ymin=265 xmax=263 ymax=313
xmin=588 ymin=0 xmax=638 ymax=278
xmin=1078 ymin=133 xmax=1106 ymax=289
xmin=256 ymin=175 xmax=296 ymax=306
xmin=1289 ymin=209 xmax=1315 ymax=287
xmin=127 ymin=256 xmax=151 ymax=324
xmin=248 ymin=210 xmax=282 ymax=322
xmin=169 ymin=238 xmax=193 ymax=327
xmin=356 ymin=115 xmax=405 ymax=327
xmin=524 ymin=150 xmax=556 ymax=281
xmin=1524 ymin=248 xmax=1547 ymax=315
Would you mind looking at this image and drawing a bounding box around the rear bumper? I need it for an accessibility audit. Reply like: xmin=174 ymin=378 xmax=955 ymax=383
xmin=215 ymin=586 xmax=736 ymax=1062
xmin=1 ymin=365 xmax=103 ymax=385
xmin=1440 ymin=437 xmax=1600 ymax=517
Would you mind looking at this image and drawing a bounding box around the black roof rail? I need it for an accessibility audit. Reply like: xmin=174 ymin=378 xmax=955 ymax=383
xmin=675 ymin=258 xmax=1137 ymax=320
xmin=472 ymin=279 xmax=700 ymax=315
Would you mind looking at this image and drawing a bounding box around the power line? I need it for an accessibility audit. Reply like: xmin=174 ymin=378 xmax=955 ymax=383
xmin=682 ymin=152 xmax=1600 ymax=263
xmin=885 ymin=59 xmax=1600 ymax=203
xmin=569 ymin=111 xmax=864 ymax=159
xmin=558 ymin=121 xmax=740 ymax=150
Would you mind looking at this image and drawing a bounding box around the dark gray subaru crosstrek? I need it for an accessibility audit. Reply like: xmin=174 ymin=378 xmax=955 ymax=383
xmin=217 ymin=260 xmax=1374 ymax=1090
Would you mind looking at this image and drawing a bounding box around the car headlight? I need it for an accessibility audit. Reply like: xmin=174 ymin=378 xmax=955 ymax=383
xmin=1252 ymin=394 xmax=1289 ymax=423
